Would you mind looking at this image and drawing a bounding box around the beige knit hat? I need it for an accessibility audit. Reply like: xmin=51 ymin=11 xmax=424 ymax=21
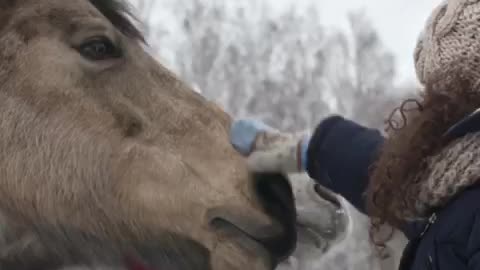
xmin=415 ymin=0 xmax=480 ymax=85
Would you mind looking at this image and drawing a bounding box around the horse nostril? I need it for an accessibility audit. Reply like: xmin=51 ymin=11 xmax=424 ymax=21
xmin=252 ymin=173 xmax=297 ymax=263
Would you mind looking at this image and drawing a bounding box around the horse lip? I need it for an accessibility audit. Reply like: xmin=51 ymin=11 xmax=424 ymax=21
xmin=209 ymin=216 xmax=278 ymax=267
xmin=207 ymin=207 xmax=284 ymax=239
xmin=209 ymin=216 xmax=283 ymax=242
xmin=207 ymin=207 xmax=292 ymax=265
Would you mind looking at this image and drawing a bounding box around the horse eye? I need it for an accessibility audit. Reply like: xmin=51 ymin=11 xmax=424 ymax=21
xmin=78 ymin=37 xmax=121 ymax=61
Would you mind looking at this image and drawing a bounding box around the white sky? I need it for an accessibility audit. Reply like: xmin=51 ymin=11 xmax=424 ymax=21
xmin=266 ymin=0 xmax=443 ymax=85
xmin=135 ymin=0 xmax=443 ymax=85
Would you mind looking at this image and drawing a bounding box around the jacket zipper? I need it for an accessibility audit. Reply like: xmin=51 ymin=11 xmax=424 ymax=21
xmin=427 ymin=255 xmax=433 ymax=270
xmin=422 ymin=213 xmax=437 ymax=269
xmin=420 ymin=213 xmax=437 ymax=237
xmin=398 ymin=213 xmax=438 ymax=270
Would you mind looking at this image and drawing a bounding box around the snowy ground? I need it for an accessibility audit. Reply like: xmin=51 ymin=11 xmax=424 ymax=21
xmin=278 ymin=174 xmax=407 ymax=270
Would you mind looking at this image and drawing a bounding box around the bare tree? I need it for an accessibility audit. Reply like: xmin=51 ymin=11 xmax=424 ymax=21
xmin=130 ymin=0 xmax=414 ymax=132
xmin=322 ymin=11 xmax=408 ymax=129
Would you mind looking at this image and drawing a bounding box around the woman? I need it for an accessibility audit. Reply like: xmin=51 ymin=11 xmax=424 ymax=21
xmin=230 ymin=1 xmax=480 ymax=269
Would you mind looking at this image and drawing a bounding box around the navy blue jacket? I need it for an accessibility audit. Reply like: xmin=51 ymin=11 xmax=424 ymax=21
xmin=306 ymin=116 xmax=480 ymax=270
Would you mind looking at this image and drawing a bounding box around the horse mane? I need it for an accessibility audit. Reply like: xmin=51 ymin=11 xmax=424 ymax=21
xmin=88 ymin=0 xmax=145 ymax=42
xmin=0 ymin=0 xmax=145 ymax=42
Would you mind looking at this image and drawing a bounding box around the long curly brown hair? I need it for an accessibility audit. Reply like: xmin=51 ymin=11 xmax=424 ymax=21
xmin=366 ymin=73 xmax=480 ymax=248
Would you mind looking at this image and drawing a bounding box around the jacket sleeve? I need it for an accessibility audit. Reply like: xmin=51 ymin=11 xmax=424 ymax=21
xmin=305 ymin=115 xmax=384 ymax=214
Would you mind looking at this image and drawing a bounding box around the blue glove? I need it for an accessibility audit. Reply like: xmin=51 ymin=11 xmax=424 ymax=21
xmin=299 ymin=136 xmax=309 ymax=171
xmin=230 ymin=119 xmax=310 ymax=173
xmin=230 ymin=119 xmax=274 ymax=156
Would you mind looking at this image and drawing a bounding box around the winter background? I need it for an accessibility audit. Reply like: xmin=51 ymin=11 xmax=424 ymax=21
xmin=127 ymin=0 xmax=442 ymax=269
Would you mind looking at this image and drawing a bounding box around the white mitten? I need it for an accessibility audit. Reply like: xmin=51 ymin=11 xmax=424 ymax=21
xmin=230 ymin=119 xmax=310 ymax=173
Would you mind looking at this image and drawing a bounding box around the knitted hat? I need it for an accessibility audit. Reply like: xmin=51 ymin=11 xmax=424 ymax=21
xmin=415 ymin=0 xmax=480 ymax=85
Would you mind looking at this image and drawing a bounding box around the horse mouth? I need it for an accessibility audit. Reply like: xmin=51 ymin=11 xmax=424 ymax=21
xmin=294 ymin=183 xmax=350 ymax=252
xmin=122 ymin=217 xmax=286 ymax=270
xmin=122 ymin=182 xmax=347 ymax=270
xmin=208 ymin=213 xmax=296 ymax=269
xmin=207 ymin=173 xmax=297 ymax=267
xmin=210 ymin=216 xmax=284 ymax=265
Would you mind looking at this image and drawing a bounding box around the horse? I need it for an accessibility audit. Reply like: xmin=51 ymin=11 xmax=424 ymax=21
xmin=0 ymin=0 xmax=297 ymax=269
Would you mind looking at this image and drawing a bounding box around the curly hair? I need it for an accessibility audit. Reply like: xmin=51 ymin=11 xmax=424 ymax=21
xmin=366 ymin=73 xmax=480 ymax=248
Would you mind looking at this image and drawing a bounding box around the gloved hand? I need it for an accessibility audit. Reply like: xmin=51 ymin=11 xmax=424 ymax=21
xmin=230 ymin=119 xmax=310 ymax=173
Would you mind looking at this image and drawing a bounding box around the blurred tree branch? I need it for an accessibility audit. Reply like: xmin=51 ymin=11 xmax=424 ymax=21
xmin=132 ymin=0 xmax=416 ymax=131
